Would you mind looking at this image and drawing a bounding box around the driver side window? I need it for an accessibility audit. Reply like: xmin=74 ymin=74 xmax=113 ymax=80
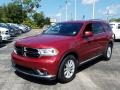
xmin=84 ymin=23 xmax=92 ymax=33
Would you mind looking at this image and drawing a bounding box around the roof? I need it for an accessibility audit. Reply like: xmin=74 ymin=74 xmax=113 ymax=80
xmin=59 ymin=19 xmax=107 ymax=24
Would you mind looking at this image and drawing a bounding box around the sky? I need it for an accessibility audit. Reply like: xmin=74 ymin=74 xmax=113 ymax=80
xmin=0 ymin=0 xmax=120 ymax=22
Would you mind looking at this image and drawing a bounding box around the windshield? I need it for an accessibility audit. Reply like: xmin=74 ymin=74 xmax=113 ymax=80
xmin=0 ymin=23 xmax=8 ymax=28
xmin=43 ymin=23 xmax=83 ymax=36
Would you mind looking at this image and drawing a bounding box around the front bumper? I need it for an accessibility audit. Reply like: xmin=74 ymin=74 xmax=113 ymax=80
xmin=12 ymin=62 xmax=56 ymax=80
xmin=11 ymin=52 xmax=60 ymax=80
xmin=1 ymin=35 xmax=10 ymax=40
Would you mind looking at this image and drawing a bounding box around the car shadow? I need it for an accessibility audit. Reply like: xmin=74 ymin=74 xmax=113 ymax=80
xmin=0 ymin=44 xmax=6 ymax=48
xmin=14 ymin=56 xmax=104 ymax=85
xmin=77 ymin=56 xmax=103 ymax=72
xmin=2 ymin=40 xmax=13 ymax=44
xmin=15 ymin=71 xmax=58 ymax=85
xmin=114 ymin=39 xmax=120 ymax=42
xmin=0 ymin=38 xmax=14 ymax=48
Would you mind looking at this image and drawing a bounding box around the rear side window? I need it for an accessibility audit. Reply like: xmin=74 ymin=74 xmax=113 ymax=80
xmin=103 ymin=23 xmax=112 ymax=32
xmin=92 ymin=23 xmax=105 ymax=34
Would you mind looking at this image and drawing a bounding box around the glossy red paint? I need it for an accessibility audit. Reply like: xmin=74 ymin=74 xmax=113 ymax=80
xmin=11 ymin=20 xmax=114 ymax=80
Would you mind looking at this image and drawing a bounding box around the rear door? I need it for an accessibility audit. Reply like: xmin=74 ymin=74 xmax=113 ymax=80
xmin=92 ymin=22 xmax=108 ymax=55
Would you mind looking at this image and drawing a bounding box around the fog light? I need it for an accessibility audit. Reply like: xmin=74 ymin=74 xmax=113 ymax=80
xmin=37 ymin=69 xmax=48 ymax=76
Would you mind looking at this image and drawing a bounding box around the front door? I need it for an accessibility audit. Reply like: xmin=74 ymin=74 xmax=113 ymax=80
xmin=78 ymin=23 xmax=96 ymax=61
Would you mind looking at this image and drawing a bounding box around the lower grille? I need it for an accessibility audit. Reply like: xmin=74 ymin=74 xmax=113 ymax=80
xmin=15 ymin=64 xmax=39 ymax=75
xmin=12 ymin=63 xmax=56 ymax=79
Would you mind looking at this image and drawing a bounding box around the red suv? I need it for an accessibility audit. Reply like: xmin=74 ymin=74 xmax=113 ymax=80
xmin=11 ymin=20 xmax=114 ymax=83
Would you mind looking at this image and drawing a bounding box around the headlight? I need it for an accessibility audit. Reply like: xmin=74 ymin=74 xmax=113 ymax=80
xmin=38 ymin=48 xmax=59 ymax=56
xmin=1 ymin=31 xmax=6 ymax=34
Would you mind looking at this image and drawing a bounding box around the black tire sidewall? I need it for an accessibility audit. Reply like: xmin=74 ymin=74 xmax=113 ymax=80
xmin=58 ymin=55 xmax=77 ymax=83
xmin=104 ymin=44 xmax=112 ymax=60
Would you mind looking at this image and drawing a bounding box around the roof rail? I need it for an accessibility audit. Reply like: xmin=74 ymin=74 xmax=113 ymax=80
xmin=89 ymin=19 xmax=109 ymax=23
xmin=89 ymin=19 xmax=106 ymax=21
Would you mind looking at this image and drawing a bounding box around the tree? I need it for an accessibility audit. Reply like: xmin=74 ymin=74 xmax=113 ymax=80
xmin=44 ymin=17 xmax=50 ymax=25
xmin=0 ymin=3 xmax=27 ymax=23
xmin=22 ymin=17 xmax=37 ymax=28
xmin=0 ymin=0 xmax=50 ymax=28
xmin=110 ymin=18 xmax=120 ymax=22
xmin=7 ymin=3 xmax=27 ymax=23
xmin=33 ymin=12 xmax=45 ymax=27
xmin=12 ymin=0 xmax=41 ymax=13
xmin=0 ymin=6 xmax=8 ymax=22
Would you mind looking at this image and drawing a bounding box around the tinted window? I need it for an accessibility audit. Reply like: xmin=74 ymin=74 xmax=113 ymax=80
xmin=92 ymin=23 xmax=104 ymax=34
xmin=0 ymin=23 xmax=8 ymax=28
xmin=106 ymin=24 xmax=112 ymax=31
xmin=43 ymin=23 xmax=83 ymax=36
xmin=103 ymin=23 xmax=112 ymax=31
xmin=118 ymin=24 xmax=120 ymax=29
xmin=84 ymin=23 xmax=92 ymax=32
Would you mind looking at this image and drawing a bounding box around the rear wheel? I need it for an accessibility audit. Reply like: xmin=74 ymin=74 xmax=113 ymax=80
xmin=103 ymin=44 xmax=112 ymax=61
xmin=58 ymin=55 xmax=77 ymax=83
xmin=113 ymin=34 xmax=116 ymax=41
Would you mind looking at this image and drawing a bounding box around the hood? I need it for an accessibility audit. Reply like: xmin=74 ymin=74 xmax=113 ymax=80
xmin=0 ymin=27 xmax=9 ymax=31
xmin=18 ymin=25 xmax=26 ymax=30
xmin=16 ymin=34 xmax=74 ymax=48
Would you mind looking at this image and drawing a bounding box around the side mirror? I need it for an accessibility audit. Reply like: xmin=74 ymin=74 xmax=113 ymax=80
xmin=84 ymin=31 xmax=93 ymax=37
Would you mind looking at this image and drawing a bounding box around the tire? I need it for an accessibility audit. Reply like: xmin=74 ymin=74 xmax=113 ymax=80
xmin=113 ymin=34 xmax=116 ymax=41
xmin=19 ymin=30 xmax=22 ymax=34
xmin=103 ymin=44 xmax=112 ymax=61
xmin=57 ymin=55 xmax=77 ymax=83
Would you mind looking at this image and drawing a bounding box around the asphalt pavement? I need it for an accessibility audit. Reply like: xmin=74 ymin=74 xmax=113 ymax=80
xmin=0 ymin=30 xmax=120 ymax=90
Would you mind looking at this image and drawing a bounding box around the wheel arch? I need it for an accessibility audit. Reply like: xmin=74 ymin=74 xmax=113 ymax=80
xmin=108 ymin=40 xmax=113 ymax=48
xmin=60 ymin=51 xmax=79 ymax=65
xmin=57 ymin=51 xmax=79 ymax=82
xmin=57 ymin=51 xmax=80 ymax=76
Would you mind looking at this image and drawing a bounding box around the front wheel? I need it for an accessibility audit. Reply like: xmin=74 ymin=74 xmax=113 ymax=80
xmin=103 ymin=44 xmax=113 ymax=61
xmin=57 ymin=55 xmax=77 ymax=83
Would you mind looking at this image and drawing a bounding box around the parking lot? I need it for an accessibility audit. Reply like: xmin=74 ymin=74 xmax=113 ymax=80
xmin=0 ymin=30 xmax=120 ymax=90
